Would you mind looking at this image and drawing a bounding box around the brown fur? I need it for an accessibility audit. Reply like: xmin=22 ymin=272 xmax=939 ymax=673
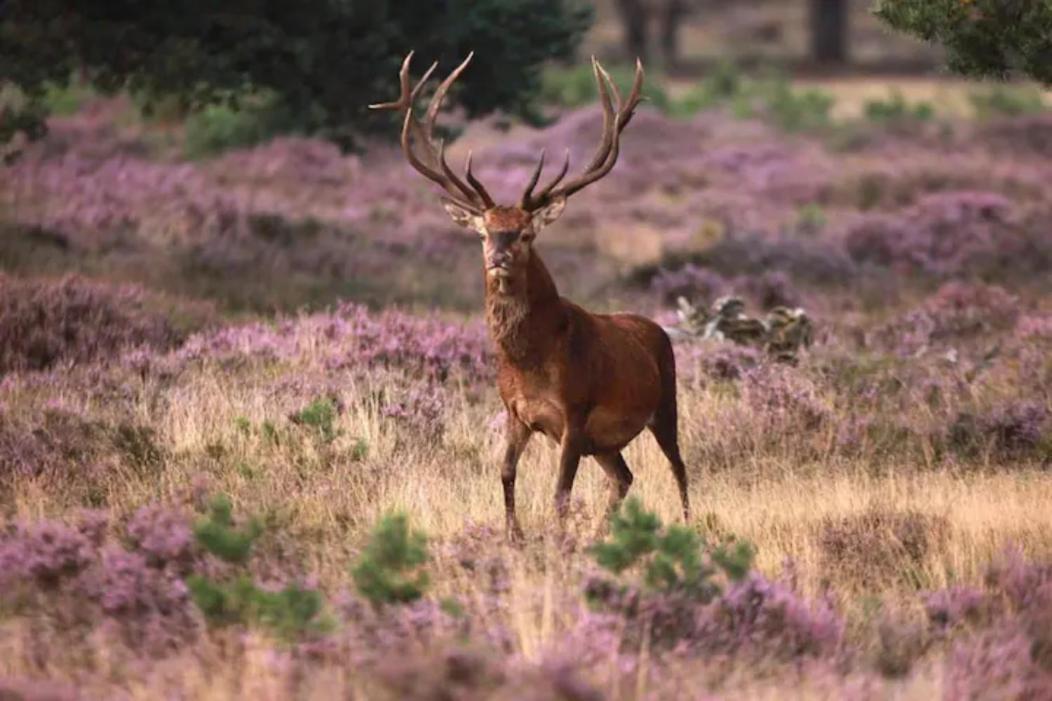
xmin=484 ymin=228 xmax=691 ymax=538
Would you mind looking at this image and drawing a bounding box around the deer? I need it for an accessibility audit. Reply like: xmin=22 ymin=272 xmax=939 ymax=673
xmin=370 ymin=52 xmax=690 ymax=539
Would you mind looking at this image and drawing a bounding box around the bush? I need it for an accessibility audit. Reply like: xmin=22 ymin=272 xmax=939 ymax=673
xmin=186 ymin=494 xmax=328 ymax=640
xmin=864 ymin=91 xmax=935 ymax=124
xmin=675 ymin=64 xmax=835 ymax=131
xmin=540 ymin=62 xmax=672 ymax=113
xmin=0 ymin=274 xmax=180 ymax=374
xmin=351 ymin=513 xmax=430 ymax=606
xmin=183 ymin=97 xmax=300 ymax=159
xmin=818 ymin=508 xmax=949 ymax=588
xmin=970 ymin=85 xmax=1046 ymax=119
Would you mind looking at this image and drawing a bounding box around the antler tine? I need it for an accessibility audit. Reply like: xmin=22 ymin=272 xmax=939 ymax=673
xmin=439 ymin=139 xmax=484 ymax=204
xmin=526 ymin=57 xmax=643 ymax=206
xmin=400 ymin=111 xmax=478 ymax=212
xmin=465 ymin=151 xmax=495 ymax=209
xmin=583 ymin=56 xmax=618 ymax=173
xmin=368 ymin=51 xmax=438 ymax=111
xmin=371 ymin=51 xmax=492 ymax=213
xmin=519 ymin=149 xmax=546 ymax=208
xmin=529 ymin=149 xmax=570 ymax=208
xmin=425 ymin=52 xmax=474 ymax=131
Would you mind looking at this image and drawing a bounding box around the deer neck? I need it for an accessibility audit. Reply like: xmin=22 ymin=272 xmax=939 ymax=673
xmin=485 ymin=250 xmax=561 ymax=365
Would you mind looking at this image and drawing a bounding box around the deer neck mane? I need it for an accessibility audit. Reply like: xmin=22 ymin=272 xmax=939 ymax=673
xmin=485 ymin=250 xmax=561 ymax=365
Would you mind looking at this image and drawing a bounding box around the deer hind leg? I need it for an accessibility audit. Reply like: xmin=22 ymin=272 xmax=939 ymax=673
xmin=554 ymin=423 xmax=586 ymax=523
xmin=594 ymin=451 xmax=634 ymax=522
xmin=648 ymin=403 xmax=691 ymax=523
xmin=501 ymin=414 xmax=532 ymax=542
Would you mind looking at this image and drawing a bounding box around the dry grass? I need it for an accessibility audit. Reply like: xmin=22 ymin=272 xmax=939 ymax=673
xmin=8 ymin=367 xmax=1051 ymax=601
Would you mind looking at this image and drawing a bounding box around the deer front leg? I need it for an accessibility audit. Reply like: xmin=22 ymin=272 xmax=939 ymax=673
xmin=501 ymin=414 xmax=532 ymax=541
xmin=554 ymin=420 xmax=586 ymax=522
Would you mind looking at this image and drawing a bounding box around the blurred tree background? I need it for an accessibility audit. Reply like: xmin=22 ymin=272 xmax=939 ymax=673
xmin=875 ymin=0 xmax=1052 ymax=85
xmin=0 ymin=0 xmax=592 ymax=149
xmin=2 ymin=0 xmax=1049 ymax=153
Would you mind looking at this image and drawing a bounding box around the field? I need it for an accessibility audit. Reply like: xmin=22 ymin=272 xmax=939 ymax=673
xmin=1 ymin=72 xmax=1052 ymax=699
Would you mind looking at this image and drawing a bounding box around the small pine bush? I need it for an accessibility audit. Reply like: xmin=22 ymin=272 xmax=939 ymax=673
xmin=192 ymin=494 xmax=262 ymax=564
xmin=186 ymin=494 xmax=328 ymax=640
xmin=589 ymin=497 xmax=754 ymax=601
xmin=290 ymin=397 xmax=339 ymax=444
xmin=351 ymin=513 xmax=430 ymax=606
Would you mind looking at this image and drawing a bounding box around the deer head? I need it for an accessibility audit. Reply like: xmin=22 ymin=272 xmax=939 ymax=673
xmin=370 ymin=52 xmax=644 ymax=295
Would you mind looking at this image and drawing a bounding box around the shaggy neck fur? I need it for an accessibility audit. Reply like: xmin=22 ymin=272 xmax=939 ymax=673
xmin=485 ymin=250 xmax=561 ymax=365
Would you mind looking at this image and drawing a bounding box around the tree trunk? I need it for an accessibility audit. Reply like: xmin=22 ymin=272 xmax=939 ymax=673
xmin=809 ymin=0 xmax=848 ymax=65
xmin=614 ymin=0 xmax=650 ymax=62
xmin=658 ymin=0 xmax=687 ymax=69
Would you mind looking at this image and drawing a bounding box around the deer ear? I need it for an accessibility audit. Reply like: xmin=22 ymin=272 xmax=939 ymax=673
xmin=531 ymin=196 xmax=566 ymax=233
xmin=442 ymin=200 xmax=485 ymax=233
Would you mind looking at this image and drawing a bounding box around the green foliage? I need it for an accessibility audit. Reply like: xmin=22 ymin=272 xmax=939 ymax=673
xmin=864 ymin=91 xmax=935 ymax=124
xmin=0 ymin=0 xmax=593 ymax=148
xmin=540 ymin=63 xmax=672 ymax=113
xmin=43 ymin=82 xmax=97 ymax=117
xmin=193 ymin=494 xmax=263 ymax=564
xmin=589 ymin=498 xmax=754 ymax=600
xmin=673 ymin=63 xmax=835 ymax=132
xmin=969 ymin=85 xmax=1046 ymax=119
xmin=187 ymin=575 xmax=328 ymax=641
xmin=183 ymin=96 xmax=301 ymax=159
xmin=875 ymin=0 xmax=1052 ymax=85
xmin=291 ymin=398 xmax=339 ymax=444
xmin=188 ymin=494 xmax=328 ymax=640
xmin=351 ymin=513 xmax=430 ymax=606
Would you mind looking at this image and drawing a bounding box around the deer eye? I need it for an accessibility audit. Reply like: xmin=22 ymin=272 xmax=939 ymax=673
xmin=521 ymin=231 xmax=535 ymax=244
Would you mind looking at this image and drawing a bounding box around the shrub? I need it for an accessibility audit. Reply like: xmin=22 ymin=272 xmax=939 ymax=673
xmin=949 ymin=400 xmax=1050 ymax=461
xmin=351 ymin=513 xmax=430 ymax=606
xmin=540 ymin=63 xmax=672 ymax=113
xmin=674 ymin=64 xmax=835 ymax=131
xmin=182 ymin=97 xmax=299 ymax=159
xmin=817 ymin=508 xmax=949 ymax=588
xmin=186 ymin=494 xmax=328 ymax=640
xmin=0 ymin=274 xmax=180 ymax=374
xmin=844 ymin=190 xmax=1049 ymax=278
xmin=191 ymin=494 xmax=262 ymax=565
xmin=864 ymin=91 xmax=935 ymax=124
xmin=970 ymin=85 xmax=1046 ymax=119
xmin=290 ymin=397 xmax=340 ymax=444
xmin=589 ymin=497 xmax=753 ymax=600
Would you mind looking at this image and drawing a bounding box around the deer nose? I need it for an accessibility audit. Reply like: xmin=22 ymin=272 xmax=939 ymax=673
xmin=488 ymin=251 xmax=512 ymax=268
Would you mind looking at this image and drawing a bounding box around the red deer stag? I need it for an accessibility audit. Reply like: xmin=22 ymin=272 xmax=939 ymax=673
xmin=371 ymin=52 xmax=689 ymax=538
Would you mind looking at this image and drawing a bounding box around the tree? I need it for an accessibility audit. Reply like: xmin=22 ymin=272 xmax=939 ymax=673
xmin=0 ymin=0 xmax=593 ymax=149
xmin=810 ymin=0 xmax=849 ymax=65
xmin=874 ymin=0 xmax=1052 ymax=84
xmin=612 ymin=0 xmax=695 ymax=68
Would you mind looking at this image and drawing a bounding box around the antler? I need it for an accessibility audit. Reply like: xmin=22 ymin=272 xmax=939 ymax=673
xmin=520 ymin=57 xmax=644 ymax=211
xmin=370 ymin=52 xmax=495 ymax=213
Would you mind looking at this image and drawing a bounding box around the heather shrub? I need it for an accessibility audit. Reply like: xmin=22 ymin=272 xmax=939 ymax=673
xmin=817 ymin=508 xmax=950 ymax=589
xmin=0 ymin=274 xmax=180 ymax=373
xmin=697 ymin=569 xmax=844 ymax=662
xmin=844 ymin=191 xmax=1052 ymax=278
xmin=871 ymin=281 xmax=1021 ymax=356
xmin=948 ymin=400 xmax=1050 ymax=461
xmin=351 ymin=513 xmax=430 ymax=606
xmin=0 ymin=509 xmax=200 ymax=652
